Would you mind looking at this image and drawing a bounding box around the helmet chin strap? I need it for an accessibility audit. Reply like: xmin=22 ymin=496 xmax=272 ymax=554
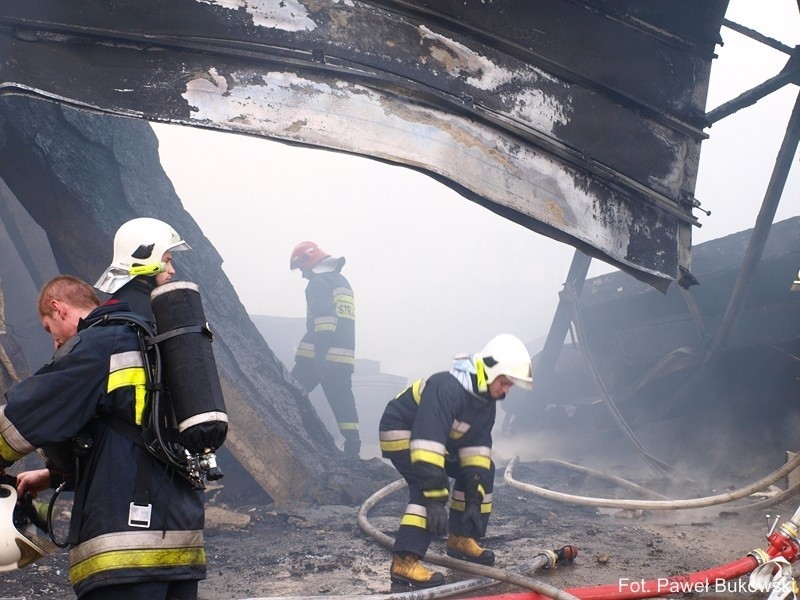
xmin=474 ymin=357 xmax=488 ymax=394
xmin=129 ymin=262 xmax=166 ymax=277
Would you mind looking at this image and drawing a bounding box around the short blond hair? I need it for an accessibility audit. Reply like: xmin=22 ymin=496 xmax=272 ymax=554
xmin=37 ymin=275 xmax=100 ymax=317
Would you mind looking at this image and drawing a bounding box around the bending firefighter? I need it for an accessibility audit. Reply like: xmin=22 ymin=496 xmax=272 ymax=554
xmin=0 ymin=276 xmax=207 ymax=598
xmin=379 ymin=334 xmax=533 ymax=588
xmin=289 ymin=241 xmax=360 ymax=458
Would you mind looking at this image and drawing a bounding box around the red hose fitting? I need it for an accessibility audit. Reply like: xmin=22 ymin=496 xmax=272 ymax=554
xmin=556 ymin=545 xmax=579 ymax=564
xmin=766 ymin=521 xmax=800 ymax=562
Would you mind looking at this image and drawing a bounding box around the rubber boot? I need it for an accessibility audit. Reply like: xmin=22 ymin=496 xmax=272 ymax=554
xmin=447 ymin=534 xmax=495 ymax=565
xmin=390 ymin=552 xmax=445 ymax=588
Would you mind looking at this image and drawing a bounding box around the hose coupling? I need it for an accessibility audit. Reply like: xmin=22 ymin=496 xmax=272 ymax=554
xmin=537 ymin=549 xmax=558 ymax=569
xmin=555 ymin=545 xmax=579 ymax=564
xmin=748 ymin=547 xmax=771 ymax=566
xmin=766 ymin=521 xmax=800 ymax=562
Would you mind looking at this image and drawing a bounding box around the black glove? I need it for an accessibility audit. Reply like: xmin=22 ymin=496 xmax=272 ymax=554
xmin=425 ymin=500 xmax=448 ymax=537
xmin=462 ymin=475 xmax=484 ymax=535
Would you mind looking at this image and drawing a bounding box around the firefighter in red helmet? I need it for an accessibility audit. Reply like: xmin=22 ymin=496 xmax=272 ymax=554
xmin=289 ymin=241 xmax=360 ymax=459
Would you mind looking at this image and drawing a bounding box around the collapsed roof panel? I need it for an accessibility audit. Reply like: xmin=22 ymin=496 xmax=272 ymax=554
xmin=0 ymin=0 xmax=728 ymax=289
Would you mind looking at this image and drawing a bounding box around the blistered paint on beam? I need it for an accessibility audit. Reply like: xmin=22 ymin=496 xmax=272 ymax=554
xmin=0 ymin=0 xmax=725 ymax=288
xmin=196 ymin=0 xmax=318 ymax=32
xmin=182 ymin=66 xmax=633 ymax=258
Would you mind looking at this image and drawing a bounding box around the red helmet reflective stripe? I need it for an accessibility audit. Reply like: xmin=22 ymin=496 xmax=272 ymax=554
xmin=290 ymin=241 xmax=329 ymax=271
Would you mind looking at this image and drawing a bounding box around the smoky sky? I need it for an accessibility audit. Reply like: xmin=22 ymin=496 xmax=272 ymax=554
xmin=152 ymin=0 xmax=800 ymax=382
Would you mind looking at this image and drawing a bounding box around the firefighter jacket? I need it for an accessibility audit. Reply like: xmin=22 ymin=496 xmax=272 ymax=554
xmin=295 ymin=268 xmax=355 ymax=371
xmin=110 ymin=276 xmax=157 ymax=323
xmin=0 ymin=302 xmax=205 ymax=596
xmin=379 ymin=370 xmax=496 ymax=502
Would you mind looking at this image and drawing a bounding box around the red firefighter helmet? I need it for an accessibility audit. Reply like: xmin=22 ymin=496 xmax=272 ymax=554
xmin=289 ymin=241 xmax=330 ymax=272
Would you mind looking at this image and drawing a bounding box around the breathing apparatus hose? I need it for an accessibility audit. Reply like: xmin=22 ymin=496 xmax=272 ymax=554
xmin=505 ymin=452 xmax=800 ymax=511
xmin=357 ymin=478 xmax=580 ymax=600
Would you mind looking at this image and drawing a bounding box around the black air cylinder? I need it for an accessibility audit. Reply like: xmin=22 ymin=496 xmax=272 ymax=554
xmin=150 ymin=281 xmax=228 ymax=453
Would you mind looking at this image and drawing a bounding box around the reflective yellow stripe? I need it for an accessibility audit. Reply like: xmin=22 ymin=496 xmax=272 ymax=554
xmin=107 ymin=367 xmax=147 ymax=426
xmin=0 ymin=406 xmax=35 ymax=460
xmin=0 ymin=435 xmax=26 ymax=463
xmin=411 ymin=379 xmax=423 ymax=403
xmin=380 ymin=439 xmax=410 ymax=452
xmin=326 ymin=353 xmax=355 ymax=365
xmin=379 ymin=430 xmax=410 ymax=452
xmin=314 ymin=316 xmax=337 ymax=333
xmin=401 ymin=514 xmax=427 ymax=529
xmin=460 ymin=454 xmax=491 ymax=469
xmin=451 ymin=500 xmax=492 ymax=513
xmin=338 ymin=422 xmax=359 ymax=431
xmin=422 ymin=488 xmax=449 ymax=499
xmin=70 ymin=547 xmax=205 ymax=586
xmin=296 ymin=348 xmax=315 ymax=358
xmin=410 ymin=448 xmax=445 ymax=467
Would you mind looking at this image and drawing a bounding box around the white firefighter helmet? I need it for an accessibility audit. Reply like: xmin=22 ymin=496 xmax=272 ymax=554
xmin=94 ymin=218 xmax=191 ymax=294
xmin=0 ymin=484 xmax=46 ymax=572
xmin=477 ymin=334 xmax=533 ymax=390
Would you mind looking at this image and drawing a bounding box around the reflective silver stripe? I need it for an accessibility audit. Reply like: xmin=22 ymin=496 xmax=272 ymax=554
xmin=405 ymin=503 xmax=427 ymax=517
xmin=313 ymin=316 xmax=337 ymax=332
xmin=458 ymin=446 xmax=491 ymax=459
xmin=410 ymin=439 xmax=446 ymax=454
xmin=69 ymin=529 xmax=204 ymax=565
xmin=178 ymin=411 xmax=228 ymax=432
xmin=0 ymin=405 xmax=35 ymax=457
xmin=379 ymin=430 xmax=410 ymax=441
xmin=452 ymin=490 xmax=491 ymax=502
xmin=109 ymin=350 xmax=143 ymax=372
xmin=150 ymin=281 xmax=199 ymax=299
xmin=451 ymin=420 xmax=471 ymax=434
xmin=326 ymin=347 xmax=355 ymax=358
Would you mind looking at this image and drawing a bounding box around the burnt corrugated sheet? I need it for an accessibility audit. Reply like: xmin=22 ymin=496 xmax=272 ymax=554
xmin=0 ymin=0 xmax=728 ymax=289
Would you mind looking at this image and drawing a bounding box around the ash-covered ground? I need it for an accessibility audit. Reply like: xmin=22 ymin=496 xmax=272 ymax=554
xmin=2 ymin=451 xmax=791 ymax=600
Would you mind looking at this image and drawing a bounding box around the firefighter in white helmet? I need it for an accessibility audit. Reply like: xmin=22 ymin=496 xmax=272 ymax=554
xmin=94 ymin=217 xmax=191 ymax=321
xmin=378 ymin=333 xmax=533 ymax=588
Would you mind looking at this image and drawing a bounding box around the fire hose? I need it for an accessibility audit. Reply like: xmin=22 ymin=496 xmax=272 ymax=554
xmin=464 ymin=503 xmax=800 ymax=599
xmin=243 ymin=477 xmax=579 ymax=600
xmin=504 ymin=452 xmax=800 ymax=511
xmin=356 ymin=478 xmax=580 ymax=600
